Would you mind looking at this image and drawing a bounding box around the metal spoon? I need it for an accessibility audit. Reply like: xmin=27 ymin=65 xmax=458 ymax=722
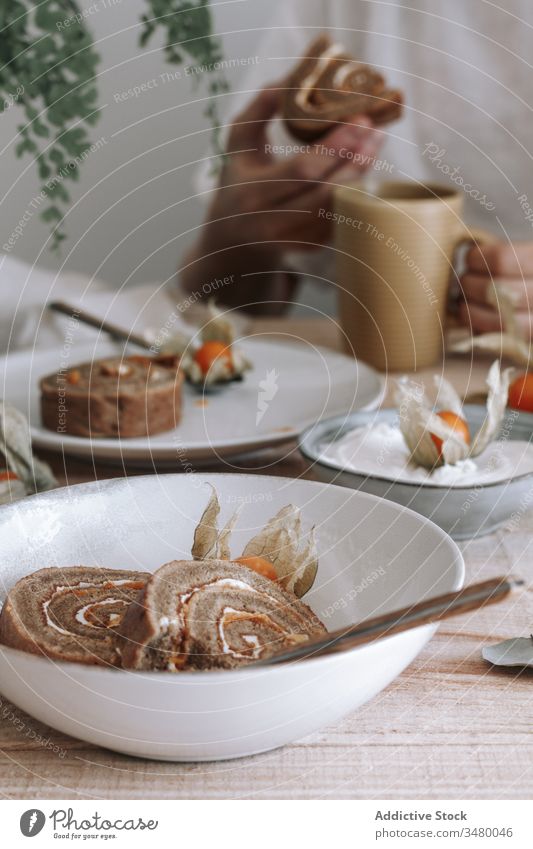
xmin=48 ymin=300 xmax=153 ymax=350
xmin=252 ymin=576 xmax=523 ymax=667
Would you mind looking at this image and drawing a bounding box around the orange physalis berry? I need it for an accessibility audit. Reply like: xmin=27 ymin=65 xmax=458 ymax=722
xmin=0 ymin=470 xmax=18 ymax=482
xmin=508 ymin=372 xmax=533 ymax=413
xmin=67 ymin=369 xmax=81 ymax=385
xmin=430 ymin=411 xmax=471 ymax=457
xmin=194 ymin=341 xmax=232 ymax=376
xmin=234 ymin=556 xmax=278 ymax=582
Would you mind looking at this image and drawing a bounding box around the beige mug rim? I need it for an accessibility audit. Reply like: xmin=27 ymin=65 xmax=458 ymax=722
xmin=334 ymin=180 xmax=462 ymax=208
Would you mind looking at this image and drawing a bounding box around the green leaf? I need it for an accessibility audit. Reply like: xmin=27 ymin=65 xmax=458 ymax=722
xmin=46 ymin=103 xmax=67 ymax=127
xmin=59 ymin=128 xmax=89 ymax=156
xmin=24 ymin=104 xmax=39 ymax=121
xmin=41 ymin=206 xmax=62 ymax=222
xmin=85 ymin=109 xmax=100 ymax=126
xmin=35 ymin=6 xmax=62 ymax=32
xmin=37 ymin=157 xmax=52 ymax=179
xmin=49 ymin=149 xmax=65 ymax=166
xmin=15 ymin=139 xmax=32 ymax=157
xmin=33 ymin=120 xmax=49 ymax=138
xmin=50 ymin=181 xmax=70 ymax=202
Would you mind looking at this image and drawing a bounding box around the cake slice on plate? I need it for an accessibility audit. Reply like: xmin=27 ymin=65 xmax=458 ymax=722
xmin=40 ymin=354 xmax=184 ymax=439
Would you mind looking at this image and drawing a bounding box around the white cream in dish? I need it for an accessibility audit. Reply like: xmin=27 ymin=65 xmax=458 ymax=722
xmin=320 ymin=422 xmax=533 ymax=487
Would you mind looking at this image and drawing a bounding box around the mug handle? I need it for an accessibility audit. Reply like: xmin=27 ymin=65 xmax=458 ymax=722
xmin=448 ymin=226 xmax=498 ymax=317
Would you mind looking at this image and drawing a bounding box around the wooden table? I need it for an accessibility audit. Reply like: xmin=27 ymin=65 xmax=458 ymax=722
xmin=1 ymin=318 xmax=532 ymax=800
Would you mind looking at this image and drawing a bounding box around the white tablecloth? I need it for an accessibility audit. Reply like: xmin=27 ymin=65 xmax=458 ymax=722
xmin=0 ymin=253 xmax=203 ymax=354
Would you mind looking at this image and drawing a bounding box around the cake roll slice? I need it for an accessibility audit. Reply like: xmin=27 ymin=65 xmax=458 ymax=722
xmin=40 ymin=354 xmax=184 ymax=439
xmin=120 ymin=559 xmax=326 ymax=672
xmin=0 ymin=566 xmax=149 ymax=666
xmin=283 ymin=34 xmax=403 ymax=141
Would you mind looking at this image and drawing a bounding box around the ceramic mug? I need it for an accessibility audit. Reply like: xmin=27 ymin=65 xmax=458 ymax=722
xmin=334 ymin=181 xmax=491 ymax=371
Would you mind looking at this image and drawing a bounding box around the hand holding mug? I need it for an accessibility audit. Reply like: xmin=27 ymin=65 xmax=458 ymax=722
xmin=458 ymin=241 xmax=533 ymax=341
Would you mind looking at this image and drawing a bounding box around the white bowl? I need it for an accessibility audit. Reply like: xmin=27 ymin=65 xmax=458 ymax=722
xmin=300 ymin=406 xmax=533 ymax=540
xmin=0 ymin=473 xmax=463 ymax=761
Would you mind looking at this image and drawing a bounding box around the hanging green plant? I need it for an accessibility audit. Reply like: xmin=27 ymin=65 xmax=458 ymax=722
xmin=0 ymin=0 xmax=227 ymax=251
xmin=140 ymin=1 xmax=229 ymax=157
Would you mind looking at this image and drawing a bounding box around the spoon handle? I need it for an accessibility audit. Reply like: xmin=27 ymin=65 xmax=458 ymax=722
xmin=48 ymin=300 xmax=153 ymax=350
xmin=255 ymin=576 xmax=523 ymax=667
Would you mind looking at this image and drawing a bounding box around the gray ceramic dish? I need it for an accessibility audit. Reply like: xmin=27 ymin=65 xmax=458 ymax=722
xmin=299 ymin=405 xmax=533 ymax=540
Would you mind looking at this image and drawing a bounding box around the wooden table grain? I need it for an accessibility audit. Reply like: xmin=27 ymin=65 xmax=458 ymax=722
xmin=1 ymin=318 xmax=532 ymax=800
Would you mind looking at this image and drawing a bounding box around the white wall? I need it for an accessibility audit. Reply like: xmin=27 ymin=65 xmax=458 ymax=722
xmin=0 ymin=0 xmax=275 ymax=287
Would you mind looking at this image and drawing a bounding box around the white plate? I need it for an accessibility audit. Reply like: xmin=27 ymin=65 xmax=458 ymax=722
xmin=0 ymin=473 xmax=464 ymax=761
xmin=0 ymin=338 xmax=383 ymax=466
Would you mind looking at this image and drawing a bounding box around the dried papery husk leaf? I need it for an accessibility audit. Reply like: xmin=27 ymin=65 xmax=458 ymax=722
xmin=231 ymin=348 xmax=252 ymax=377
xmin=181 ymin=349 xmax=251 ymax=386
xmin=0 ymin=400 xmax=56 ymax=495
xmin=395 ymin=380 xmax=470 ymax=469
xmin=191 ymin=488 xmax=242 ymax=559
xmin=180 ymin=303 xmax=252 ymax=385
xmin=429 ymin=411 xmax=471 ymax=465
xmin=450 ymin=285 xmax=531 ymax=367
xmin=181 ymin=357 xmax=204 ymax=384
xmin=412 ymin=406 xmax=470 ymax=467
xmin=489 ymin=282 xmax=520 ymax=335
xmin=159 ymin=331 xmax=189 ymax=356
xmin=191 ymin=490 xmax=319 ymax=597
xmin=395 ymin=380 xmax=441 ymax=468
xmin=0 ymin=478 xmax=26 ymax=506
xmin=396 ymin=363 xmax=510 ymax=469
xmin=217 ymin=504 xmax=243 ymax=560
xmin=451 ymin=332 xmax=530 ymax=366
xmin=192 ymin=486 xmax=221 ymax=559
xmin=469 ymin=361 xmax=513 ymax=457
xmin=432 ymin=375 xmax=463 ymax=416
xmin=241 ymin=505 xmax=298 ymax=579
xmin=201 ymin=302 xmax=236 ymax=347
xmin=240 ymin=505 xmax=318 ymax=598
xmin=200 ymin=356 xmax=233 ymax=385
xmin=286 ymin=527 xmax=318 ymax=599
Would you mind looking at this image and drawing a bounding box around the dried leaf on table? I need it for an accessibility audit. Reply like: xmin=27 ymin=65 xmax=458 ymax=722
xmin=0 ymin=400 xmax=56 ymax=504
xmin=482 ymin=636 xmax=533 ymax=668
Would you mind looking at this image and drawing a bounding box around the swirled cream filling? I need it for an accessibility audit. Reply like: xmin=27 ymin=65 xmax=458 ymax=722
xmin=332 ymin=61 xmax=361 ymax=89
xmin=294 ymin=43 xmax=345 ymax=108
xmin=218 ymin=606 xmax=288 ymax=660
xmin=75 ymin=598 xmax=127 ymax=628
xmin=42 ymin=579 xmax=143 ymax=636
xmin=163 ymin=576 xmax=312 ymax=665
